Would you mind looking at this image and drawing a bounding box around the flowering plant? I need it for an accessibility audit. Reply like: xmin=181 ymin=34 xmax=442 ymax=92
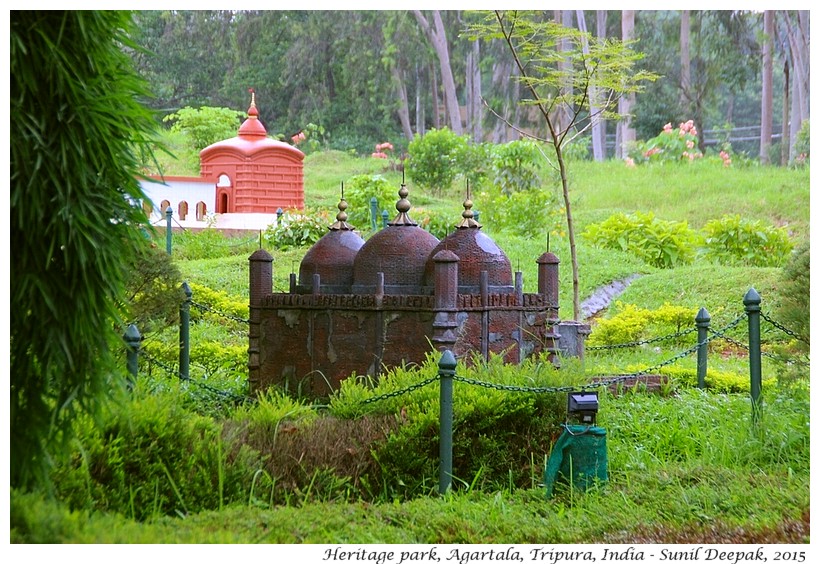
xmin=371 ymin=142 xmax=394 ymax=159
xmin=627 ymin=120 xmax=703 ymax=165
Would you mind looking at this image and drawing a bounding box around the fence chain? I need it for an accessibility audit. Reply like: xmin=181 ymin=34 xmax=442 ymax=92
xmin=140 ymin=350 xmax=251 ymax=402
xmin=452 ymin=375 xmax=578 ymax=395
xmin=192 ymin=301 xmax=250 ymax=325
xmin=140 ymin=350 xmax=181 ymax=379
xmin=761 ymin=312 xmax=809 ymax=345
xmin=586 ymin=327 xmax=697 ymax=351
xmin=712 ymin=332 xmax=811 ymax=368
xmin=360 ymin=375 xmax=441 ymax=405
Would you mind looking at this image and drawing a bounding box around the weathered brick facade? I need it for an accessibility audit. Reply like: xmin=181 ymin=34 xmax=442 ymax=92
xmin=249 ymin=187 xmax=564 ymax=398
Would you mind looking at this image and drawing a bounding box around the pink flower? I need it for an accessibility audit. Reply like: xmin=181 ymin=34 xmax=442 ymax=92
xmin=686 ymin=141 xmax=695 ymax=149
xmin=625 ymin=157 xmax=636 ymax=167
xmin=663 ymin=123 xmax=673 ymax=133
xmin=376 ymin=142 xmax=394 ymax=152
xmin=371 ymin=152 xmax=388 ymax=159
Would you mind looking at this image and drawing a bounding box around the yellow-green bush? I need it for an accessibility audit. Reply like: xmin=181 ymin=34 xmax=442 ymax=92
xmin=588 ymin=302 xmax=697 ymax=347
xmin=188 ymin=281 xmax=248 ymax=323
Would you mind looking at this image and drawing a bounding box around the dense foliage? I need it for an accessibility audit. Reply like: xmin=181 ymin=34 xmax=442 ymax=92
xmin=10 ymin=11 xmax=160 ymax=490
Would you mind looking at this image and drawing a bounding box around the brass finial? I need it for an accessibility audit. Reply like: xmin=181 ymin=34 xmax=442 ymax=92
xmin=389 ymin=181 xmax=417 ymax=226
xmin=329 ymin=182 xmax=353 ymax=230
xmin=457 ymin=182 xmax=481 ymax=229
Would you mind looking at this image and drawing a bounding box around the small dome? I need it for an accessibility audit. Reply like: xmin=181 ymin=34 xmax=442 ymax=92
xmin=351 ymin=183 xmax=439 ymax=294
xmin=424 ymin=194 xmax=513 ymax=293
xmin=200 ymin=92 xmax=304 ymax=161
xmin=299 ymin=230 xmax=365 ymax=293
xmin=298 ymin=197 xmax=364 ymax=293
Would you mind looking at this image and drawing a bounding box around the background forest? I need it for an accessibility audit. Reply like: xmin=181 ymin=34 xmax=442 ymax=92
xmin=130 ymin=10 xmax=809 ymax=164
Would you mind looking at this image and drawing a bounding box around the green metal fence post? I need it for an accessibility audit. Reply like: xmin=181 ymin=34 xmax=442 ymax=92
xmin=124 ymin=323 xmax=141 ymax=386
xmin=370 ymin=197 xmax=379 ymax=231
xmin=438 ymin=349 xmax=456 ymax=495
xmin=695 ymin=307 xmax=711 ymax=389
xmin=743 ymin=288 xmax=762 ymax=424
xmin=165 ymin=206 xmax=173 ymax=255
xmin=381 ymin=209 xmax=389 ymax=229
xmin=179 ymin=281 xmax=192 ymax=380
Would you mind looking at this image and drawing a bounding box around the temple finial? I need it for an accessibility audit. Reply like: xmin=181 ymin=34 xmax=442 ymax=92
xmin=329 ymin=182 xmax=353 ymax=230
xmin=457 ymin=181 xmax=481 ymax=229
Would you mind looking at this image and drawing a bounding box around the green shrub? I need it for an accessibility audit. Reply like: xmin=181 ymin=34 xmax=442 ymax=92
xmin=342 ymin=174 xmax=397 ymax=228
xmin=490 ymin=139 xmax=543 ymax=194
xmin=263 ymin=209 xmax=330 ymax=250
xmin=188 ymin=281 xmax=249 ymax=324
xmin=792 ymin=119 xmax=809 ymax=167
xmin=699 ymin=214 xmax=794 ymax=267
xmin=587 ymin=301 xmax=698 ymax=347
xmin=329 ymin=353 xmax=588 ymax=497
xmin=163 ymin=106 xmax=245 ymax=152
xmin=582 ymin=212 xmax=699 ymax=268
xmin=414 ymin=207 xmax=456 ymax=239
xmin=52 ymin=387 xmax=263 ymax=521
xmin=475 ymin=185 xmax=563 ymax=238
xmin=406 ymin=128 xmax=469 ymax=194
xmin=123 ymin=244 xmax=185 ymax=334
xmin=776 ymin=241 xmax=809 ymax=346
xmin=627 ymin=120 xmax=702 ymax=164
xmin=656 ymin=365 xmax=776 ymax=394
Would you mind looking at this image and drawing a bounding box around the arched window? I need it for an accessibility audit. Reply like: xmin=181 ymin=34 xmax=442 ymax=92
xmin=160 ymin=199 xmax=171 ymax=215
xmin=196 ymin=201 xmax=207 ymax=221
xmin=217 ymin=174 xmax=232 ymax=187
xmin=178 ymin=201 xmax=189 ymax=220
xmin=142 ymin=201 xmax=153 ymax=217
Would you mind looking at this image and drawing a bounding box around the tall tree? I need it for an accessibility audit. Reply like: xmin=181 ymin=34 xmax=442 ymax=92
xmin=759 ymin=10 xmax=775 ymax=164
xmin=577 ymin=10 xmax=604 ymax=161
xmin=470 ymin=10 xmax=655 ymax=320
xmin=616 ymin=10 xmax=637 ymax=159
xmin=781 ymin=10 xmax=809 ymax=162
xmin=414 ymin=10 xmax=463 ymax=135
xmin=11 ymin=11 xmax=160 ymax=489
xmin=680 ymin=10 xmax=691 ymax=108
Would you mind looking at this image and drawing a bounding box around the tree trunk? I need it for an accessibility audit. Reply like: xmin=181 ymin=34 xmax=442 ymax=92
xmin=577 ymin=10 xmax=604 ymax=161
xmin=759 ymin=10 xmax=774 ymax=164
xmin=430 ymin=62 xmax=440 ymax=130
xmin=415 ymin=63 xmax=425 ymax=136
xmin=413 ymin=10 xmax=463 ymax=135
xmin=595 ymin=10 xmax=608 ymax=159
xmin=392 ymin=65 xmax=414 ymax=143
xmin=781 ymin=58 xmax=790 ymax=166
xmin=617 ymin=10 xmax=636 ymax=159
xmin=465 ymin=39 xmax=482 ymax=143
xmin=680 ymin=10 xmax=691 ymax=109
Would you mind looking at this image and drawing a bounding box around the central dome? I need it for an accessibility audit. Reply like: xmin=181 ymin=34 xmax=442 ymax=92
xmin=351 ymin=183 xmax=439 ymax=295
xmin=423 ymin=194 xmax=513 ymax=293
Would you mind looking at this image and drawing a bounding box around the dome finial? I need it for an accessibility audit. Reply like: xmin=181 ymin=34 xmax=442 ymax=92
xmin=389 ymin=178 xmax=417 ymax=226
xmin=330 ymin=182 xmax=353 ymax=230
xmin=457 ymin=181 xmax=481 ymax=229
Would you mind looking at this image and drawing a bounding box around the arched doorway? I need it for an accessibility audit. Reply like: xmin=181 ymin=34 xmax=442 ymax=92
xmin=178 ymin=201 xmax=189 ymax=220
xmin=196 ymin=201 xmax=207 ymax=221
xmin=218 ymin=192 xmax=229 ymax=214
xmin=216 ymin=174 xmax=232 ymax=213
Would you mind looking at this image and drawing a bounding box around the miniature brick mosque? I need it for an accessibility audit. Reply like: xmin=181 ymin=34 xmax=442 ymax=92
xmin=248 ymin=180 xmax=584 ymax=397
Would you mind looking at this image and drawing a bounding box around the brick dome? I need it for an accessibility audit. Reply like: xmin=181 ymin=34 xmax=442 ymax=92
xmin=298 ymin=198 xmax=365 ymax=293
xmin=424 ymin=196 xmax=513 ymax=293
xmin=351 ymin=184 xmax=439 ymax=295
